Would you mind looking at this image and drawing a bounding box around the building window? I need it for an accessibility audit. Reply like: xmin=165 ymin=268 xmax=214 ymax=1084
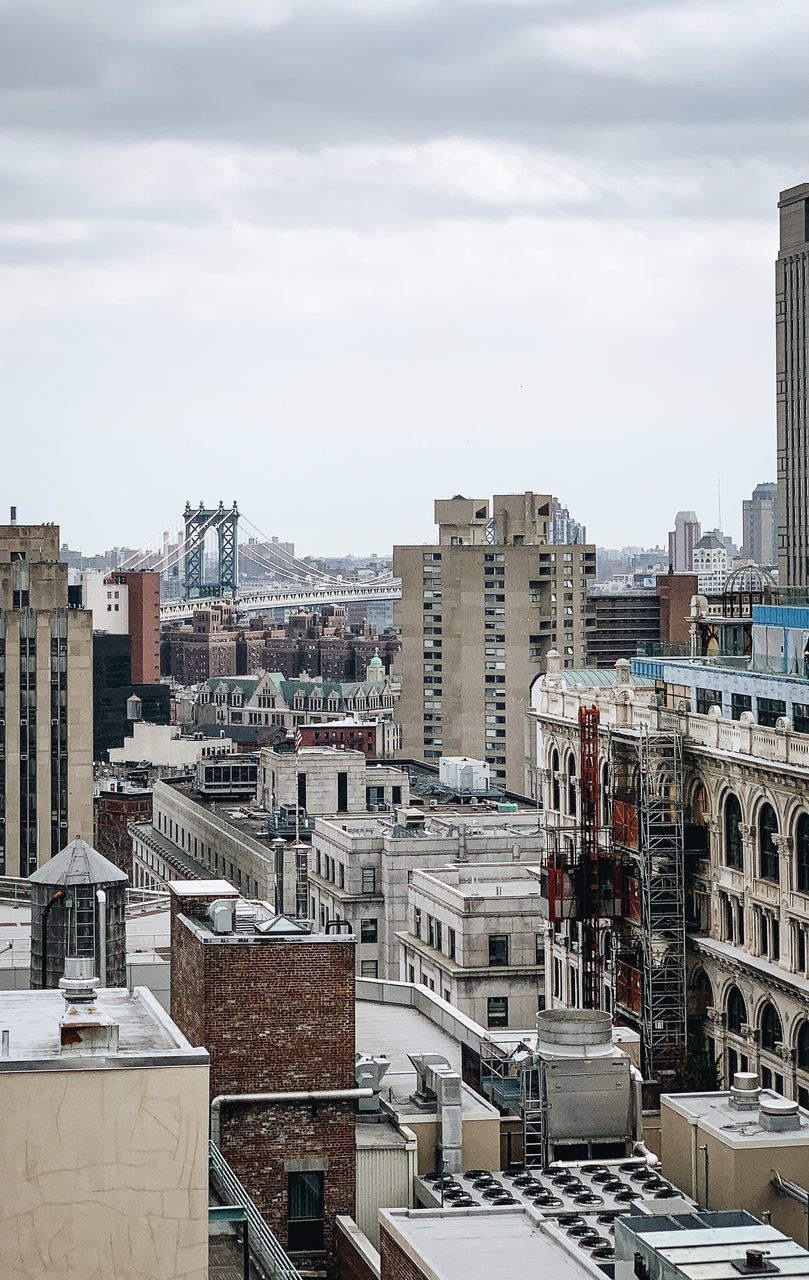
xmin=288 ymin=1172 xmax=324 ymax=1253
xmin=726 ymin=985 xmax=746 ymax=1035
xmin=696 ymin=688 xmax=723 ymax=715
xmin=760 ymin=1001 xmax=783 ymax=1053
xmin=360 ymin=918 xmax=378 ymax=943
xmin=759 ymin=803 xmax=779 ymax=882
xmin=758 ymin=697 xmax=787 ymax=728
xmin=361 ymin=867 xmax=376 ymax=894
xmin=535 ymin=934 xmax=545 ymax=965
xmin=797 ymin=1022 xmax=809 ymax=1071
xmin=413 ymin=906 xmax=421 ymax=938
xmin=488 ymin=934 xmax=510 ymax=966
xmin=360 ymin=960 xmax=379 ymax=978
xmin=724 ymin=794 xmax=743 ymax=870
xmin=796 ymin=814 xmax=809 ymax=893
xmin=447 ymin=927 xmax=456 ymax=960
xmin=731 ymin=692 xmax=753 ymax=720
xmin=794 ymin=703 xmax=809 ymax=735
xmin=487 ymin=996 xmax=508 ymax=1028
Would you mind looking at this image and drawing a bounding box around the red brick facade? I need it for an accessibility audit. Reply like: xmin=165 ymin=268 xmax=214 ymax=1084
xmin=169 ymin=885 xmax=357 ymax=1272
xmin=379 ymin=1229 xmax=427 ymax=1280
xmin=336 ymin=1223 xmax=379 ymax=1280
xmin=94 ymin=790 xmax=152 ymax=876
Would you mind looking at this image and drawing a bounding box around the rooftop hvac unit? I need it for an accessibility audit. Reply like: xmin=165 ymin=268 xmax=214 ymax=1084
xmin=234 ymin=900 xmax=258 ymax=933
xmin=206 ymin=900 xmax=234 ymax=935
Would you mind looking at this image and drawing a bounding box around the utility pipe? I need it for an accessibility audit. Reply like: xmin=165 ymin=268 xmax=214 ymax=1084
xmin=632 ymin=1140 xmax=661 ymax=1168
xmin=210 ymin=1088 xmax=373 ymax=1148
xmin=96 ymin=890 xmax=107 ymax=988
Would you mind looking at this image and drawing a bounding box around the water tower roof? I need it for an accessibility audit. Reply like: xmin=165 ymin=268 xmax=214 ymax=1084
xmin=28 ymin=837 xmax=128 ymax=888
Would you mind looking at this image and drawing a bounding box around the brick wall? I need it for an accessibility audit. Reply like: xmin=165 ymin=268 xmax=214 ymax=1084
xmin=336 ymin=1219 xmax=380 ymax=1280
xmin=169 ymin=887 xmax=356 ymax=1273
xmin=379 ymin=1228 xmax=427 ymax=1280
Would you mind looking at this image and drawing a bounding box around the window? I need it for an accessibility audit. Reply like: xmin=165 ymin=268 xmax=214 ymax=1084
xmin=287 ymin=1172 xmax=324 ymax=1253
xmin=487 ymin=996 xmax=509 ymax=1028
xmin=413 ymin=906 xmax=422 ymax=938
xmin=360 ymin=919 xmax=378 ymax=943
xmin=759 ymin=803 xmax=779 ymax=881
xmin=798 ymin=1022 xmax=809 ymax=1071
xmin=726 ymin=986 xmax=747 ymax=1035
xmin=797 ymin=815 xmax=809 ymax=893
xmin=731 ymin=692 xmax=753 ymax=720
xmin=535 ymin=934 xmax=545 ymax=966
xmin=566 ymin=754 xmax=576 ymax=817
xmin=488 ymin=934 xmax=510 ymax=966
xmin=794 ymin=703 xmax=809 ymax=735
xmin=696 ymin=688 xmax=722 ymax=715
xmin=724 ymin=794 xmax=743 ymax=870
xmin=760 ymin=1001 xmax=783 ymax=1053
xmin=360 ymin=960 xmax=379 ymax=978
xmin=447 ymin=927 xmax=456 ymax=960
xmin=758 ymin=697 xmax=787 ymax=728
xmin=361 ymin=867 xmax=376 ymax=894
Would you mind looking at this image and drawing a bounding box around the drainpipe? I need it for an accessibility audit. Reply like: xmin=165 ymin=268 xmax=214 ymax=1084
xmin=41 ymin=889 xmax=65 ymax=988
xmin=210 ymin=1088 xmax=372 ymax=1148
xmin=96 ymin=889 xmax=107 ymax=988
xmin=700 ymin=1144 xmax=709 ymax=1209
xmin=689 ymin=1118 xmax=699 ymax=1205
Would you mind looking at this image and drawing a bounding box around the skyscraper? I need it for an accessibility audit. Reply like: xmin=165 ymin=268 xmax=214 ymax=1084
xmin=776 ymin=183 xmax=809 ymax=586
xmin=742 ymin=482 xmax=778 ymax=568
xmin=0 ymin=520 xmax=93 ymax=874
xmin=393 ymin=493 xmax=596 ymax=791
xmin=667 ymin=511 xmax=701 ymax=572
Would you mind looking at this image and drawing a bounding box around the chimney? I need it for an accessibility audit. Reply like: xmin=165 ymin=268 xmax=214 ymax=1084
xmin=9 ymin=506 xmax=16 ymax=526
xmin=58 ymin=957 xmax=119 ymax=1057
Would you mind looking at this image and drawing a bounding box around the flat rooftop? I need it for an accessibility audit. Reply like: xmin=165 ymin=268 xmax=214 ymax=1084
xmin=0 ymin=987 xmax=206 ymax=1069
xmin=664 ymin=1089 xmax=809 ymax=1148
xmin=381 ymin=1208 xmax=599 ymax=1279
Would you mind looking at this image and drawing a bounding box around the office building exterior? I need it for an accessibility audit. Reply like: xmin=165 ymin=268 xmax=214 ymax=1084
xmin=0 ymin=521 xmax=93 ymax=875
xmin=777 ymin=184 xmax=809 ymax=585
xmin=667 ymin=510 xmax=701 ymax=572
xmin=393 ymin=494 xmax=596 ymax=790
xmin=743 ymin=482 xmax=778 ymax=568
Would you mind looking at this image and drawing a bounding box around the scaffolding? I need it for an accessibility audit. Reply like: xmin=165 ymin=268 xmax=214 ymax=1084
xmin=637 ymin=727 xmax=687 ymax=1083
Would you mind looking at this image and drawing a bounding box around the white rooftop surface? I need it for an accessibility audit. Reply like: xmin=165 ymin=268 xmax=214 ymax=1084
xmin=383 ymin=1209 xmax=598 ymax=1279
xmin=664 ymin=1089 xmax=809 ymax=1148
xmin=356 ymin=997 xmax=497 ymax=1120
xmin=168 ymin=879 xmax=238 ymax=897
xmin=0 ymin=987 xmax=198 ymax=1063
xmin=0 ymin=902 xmax=171 ymax=970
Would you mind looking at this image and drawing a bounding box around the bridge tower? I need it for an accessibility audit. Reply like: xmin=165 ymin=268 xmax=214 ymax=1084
xmin=182 ymin=501 xmax=239 ymax=600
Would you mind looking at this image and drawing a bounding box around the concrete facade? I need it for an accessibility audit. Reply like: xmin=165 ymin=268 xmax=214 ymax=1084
xmin=0 ymin=522 xmax=94 ymax=875
xmin=310 ymin=810 xmax=546 ymax=983
xmin=0 ymin=984 xmax=209 ymax=1280
xmin=396 ymin=863 xmax=546 ymax=1029
xmin=777 ymin=183 xmax=809 ymax=586
xmin=394 ymin=493 xmax=596 ymax=790
xmin=258 ymin=744 xmax=408 ymax=816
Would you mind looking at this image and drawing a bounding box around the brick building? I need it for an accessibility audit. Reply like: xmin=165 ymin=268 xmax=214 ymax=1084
xmin=108 ymin=570 xmax=161 ymax=683
xmin=94 ymin=784 xmax=152 ymax=876
xmin=163 ymin=603 xmax=239 ymax=684
xmin=168 ymin=880 xmax=361 ymax=1272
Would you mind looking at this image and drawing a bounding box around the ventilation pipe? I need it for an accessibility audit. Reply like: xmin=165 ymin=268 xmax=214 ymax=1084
xmin=210 ymin=1088 xmax=372 ymax=1148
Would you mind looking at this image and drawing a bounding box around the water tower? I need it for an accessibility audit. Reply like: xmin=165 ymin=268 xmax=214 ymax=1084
xmin=29 ymin=837 xmax=128 ymax=990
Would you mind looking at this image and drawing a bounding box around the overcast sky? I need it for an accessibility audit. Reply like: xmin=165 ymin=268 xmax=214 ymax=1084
xmin=1 ymin=0 xmax=805 ymax=556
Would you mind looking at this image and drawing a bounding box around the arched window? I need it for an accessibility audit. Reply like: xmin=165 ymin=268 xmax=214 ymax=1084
xmin=797 ymin=1022 xmax=809 ymax=1071
xmin=567 ymin=754 xmax=577 ymax=818
xmin=691 ymin=969 xmax=713 ymax=1018
xmin=550 ymin=749 xmax=560 ymax=812
xmin=724 ymin=794 xmax=743 ymax=870
xmin=600 ymin=761 xmax=610 ymax=829
xmin=759 ymin=804 xmax=779 ymax=882
xmin=760 ymin=1001 xmax=783 ymax=1052
xmin=726 ymin=985 xmax=747 ymax=1034
xmin=797 ymin=815 xmax=809 ymax=894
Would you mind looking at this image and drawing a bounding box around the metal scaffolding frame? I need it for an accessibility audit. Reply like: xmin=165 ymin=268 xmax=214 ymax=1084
xmin=637 ymin=727 xmax=688 ymax=1083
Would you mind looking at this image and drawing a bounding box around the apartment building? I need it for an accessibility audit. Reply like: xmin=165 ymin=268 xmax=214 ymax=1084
xmin=396 ymin=863 xmax=546 ymax=1029
xmin=0 ymin=520 xmax=93 ymax=874
xmin=310 ymin=807 xmax=546 ymax=982
xmin=528 ymin=608 xmax=809 ymax=1103
xmin=394 ymin=493 xmax=595 ymax=790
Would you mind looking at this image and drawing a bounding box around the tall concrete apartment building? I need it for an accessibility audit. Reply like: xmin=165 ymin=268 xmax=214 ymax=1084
xmin=743 ymin=482 xmax=778 ymax=568
xmin=777 ymin=183 xmax=809 ymax=586
xmin=393 ymin=493 xmax=596 ymax=790
xmin=0 ymin=520 xmax=93 ymax=875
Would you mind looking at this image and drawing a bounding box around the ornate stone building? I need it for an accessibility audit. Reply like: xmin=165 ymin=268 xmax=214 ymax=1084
xmin=527 ymin=618 xmax=809 ymax=1103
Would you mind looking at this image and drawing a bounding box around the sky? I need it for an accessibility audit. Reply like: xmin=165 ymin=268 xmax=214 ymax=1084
xmin=1 ymin=0 xmax=806 ymax=556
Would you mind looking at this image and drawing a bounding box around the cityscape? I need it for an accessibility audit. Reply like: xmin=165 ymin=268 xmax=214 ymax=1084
xmin=4 ymin=6 xmax=809 ymax=1280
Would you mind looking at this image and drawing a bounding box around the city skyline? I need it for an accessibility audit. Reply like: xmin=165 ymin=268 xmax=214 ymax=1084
xmin=1 ymin=0 xmax=802 ymax=553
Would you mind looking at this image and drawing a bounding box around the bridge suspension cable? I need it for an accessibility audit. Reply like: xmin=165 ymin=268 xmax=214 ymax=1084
xmin=239 ymin=516 xmax=346 ymax=585
xmin=152 ymin=506 xmax=236 ymax=577
xmin=116 ymin=515 xmax=185 ymax=572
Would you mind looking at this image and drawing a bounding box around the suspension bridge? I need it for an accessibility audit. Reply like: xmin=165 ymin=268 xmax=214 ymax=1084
xmin=114 ymin=501 xmax=401 ymax=623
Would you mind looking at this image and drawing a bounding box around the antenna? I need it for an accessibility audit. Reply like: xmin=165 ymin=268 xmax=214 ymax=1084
xmin=718 ymin=468 xmax=722 ymax=532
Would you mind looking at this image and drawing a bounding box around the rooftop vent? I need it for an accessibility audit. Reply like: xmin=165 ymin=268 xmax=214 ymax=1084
xmin=729 ymin=1072 xmax=761 ymax=1111
xmin=206 ymin=899 xmax=234 ymax=934
xmin=58 ymin=957 xmax=119 ymax=1057
xmin=355 ymin=1053 xmax=390 ymax=1116
xmin=760 ymin=1097 xmax=801 ymax=1133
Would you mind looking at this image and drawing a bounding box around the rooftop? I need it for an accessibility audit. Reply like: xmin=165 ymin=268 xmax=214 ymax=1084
xmin=380 ymin=1208 xmax=599 ymax=1280
xmin=0 ymin=986 xmax=205 ymax=1069
xmin=663 ymin=1088 xmax=809 ymax=1149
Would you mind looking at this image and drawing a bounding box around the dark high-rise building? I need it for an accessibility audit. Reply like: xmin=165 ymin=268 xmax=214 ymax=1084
xmin=777 ymin=183 xmax=809 ymax=586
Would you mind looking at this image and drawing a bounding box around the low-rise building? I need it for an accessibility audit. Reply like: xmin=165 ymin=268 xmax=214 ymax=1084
xmin=397 ymin=863 xmax=546 ymax=1029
